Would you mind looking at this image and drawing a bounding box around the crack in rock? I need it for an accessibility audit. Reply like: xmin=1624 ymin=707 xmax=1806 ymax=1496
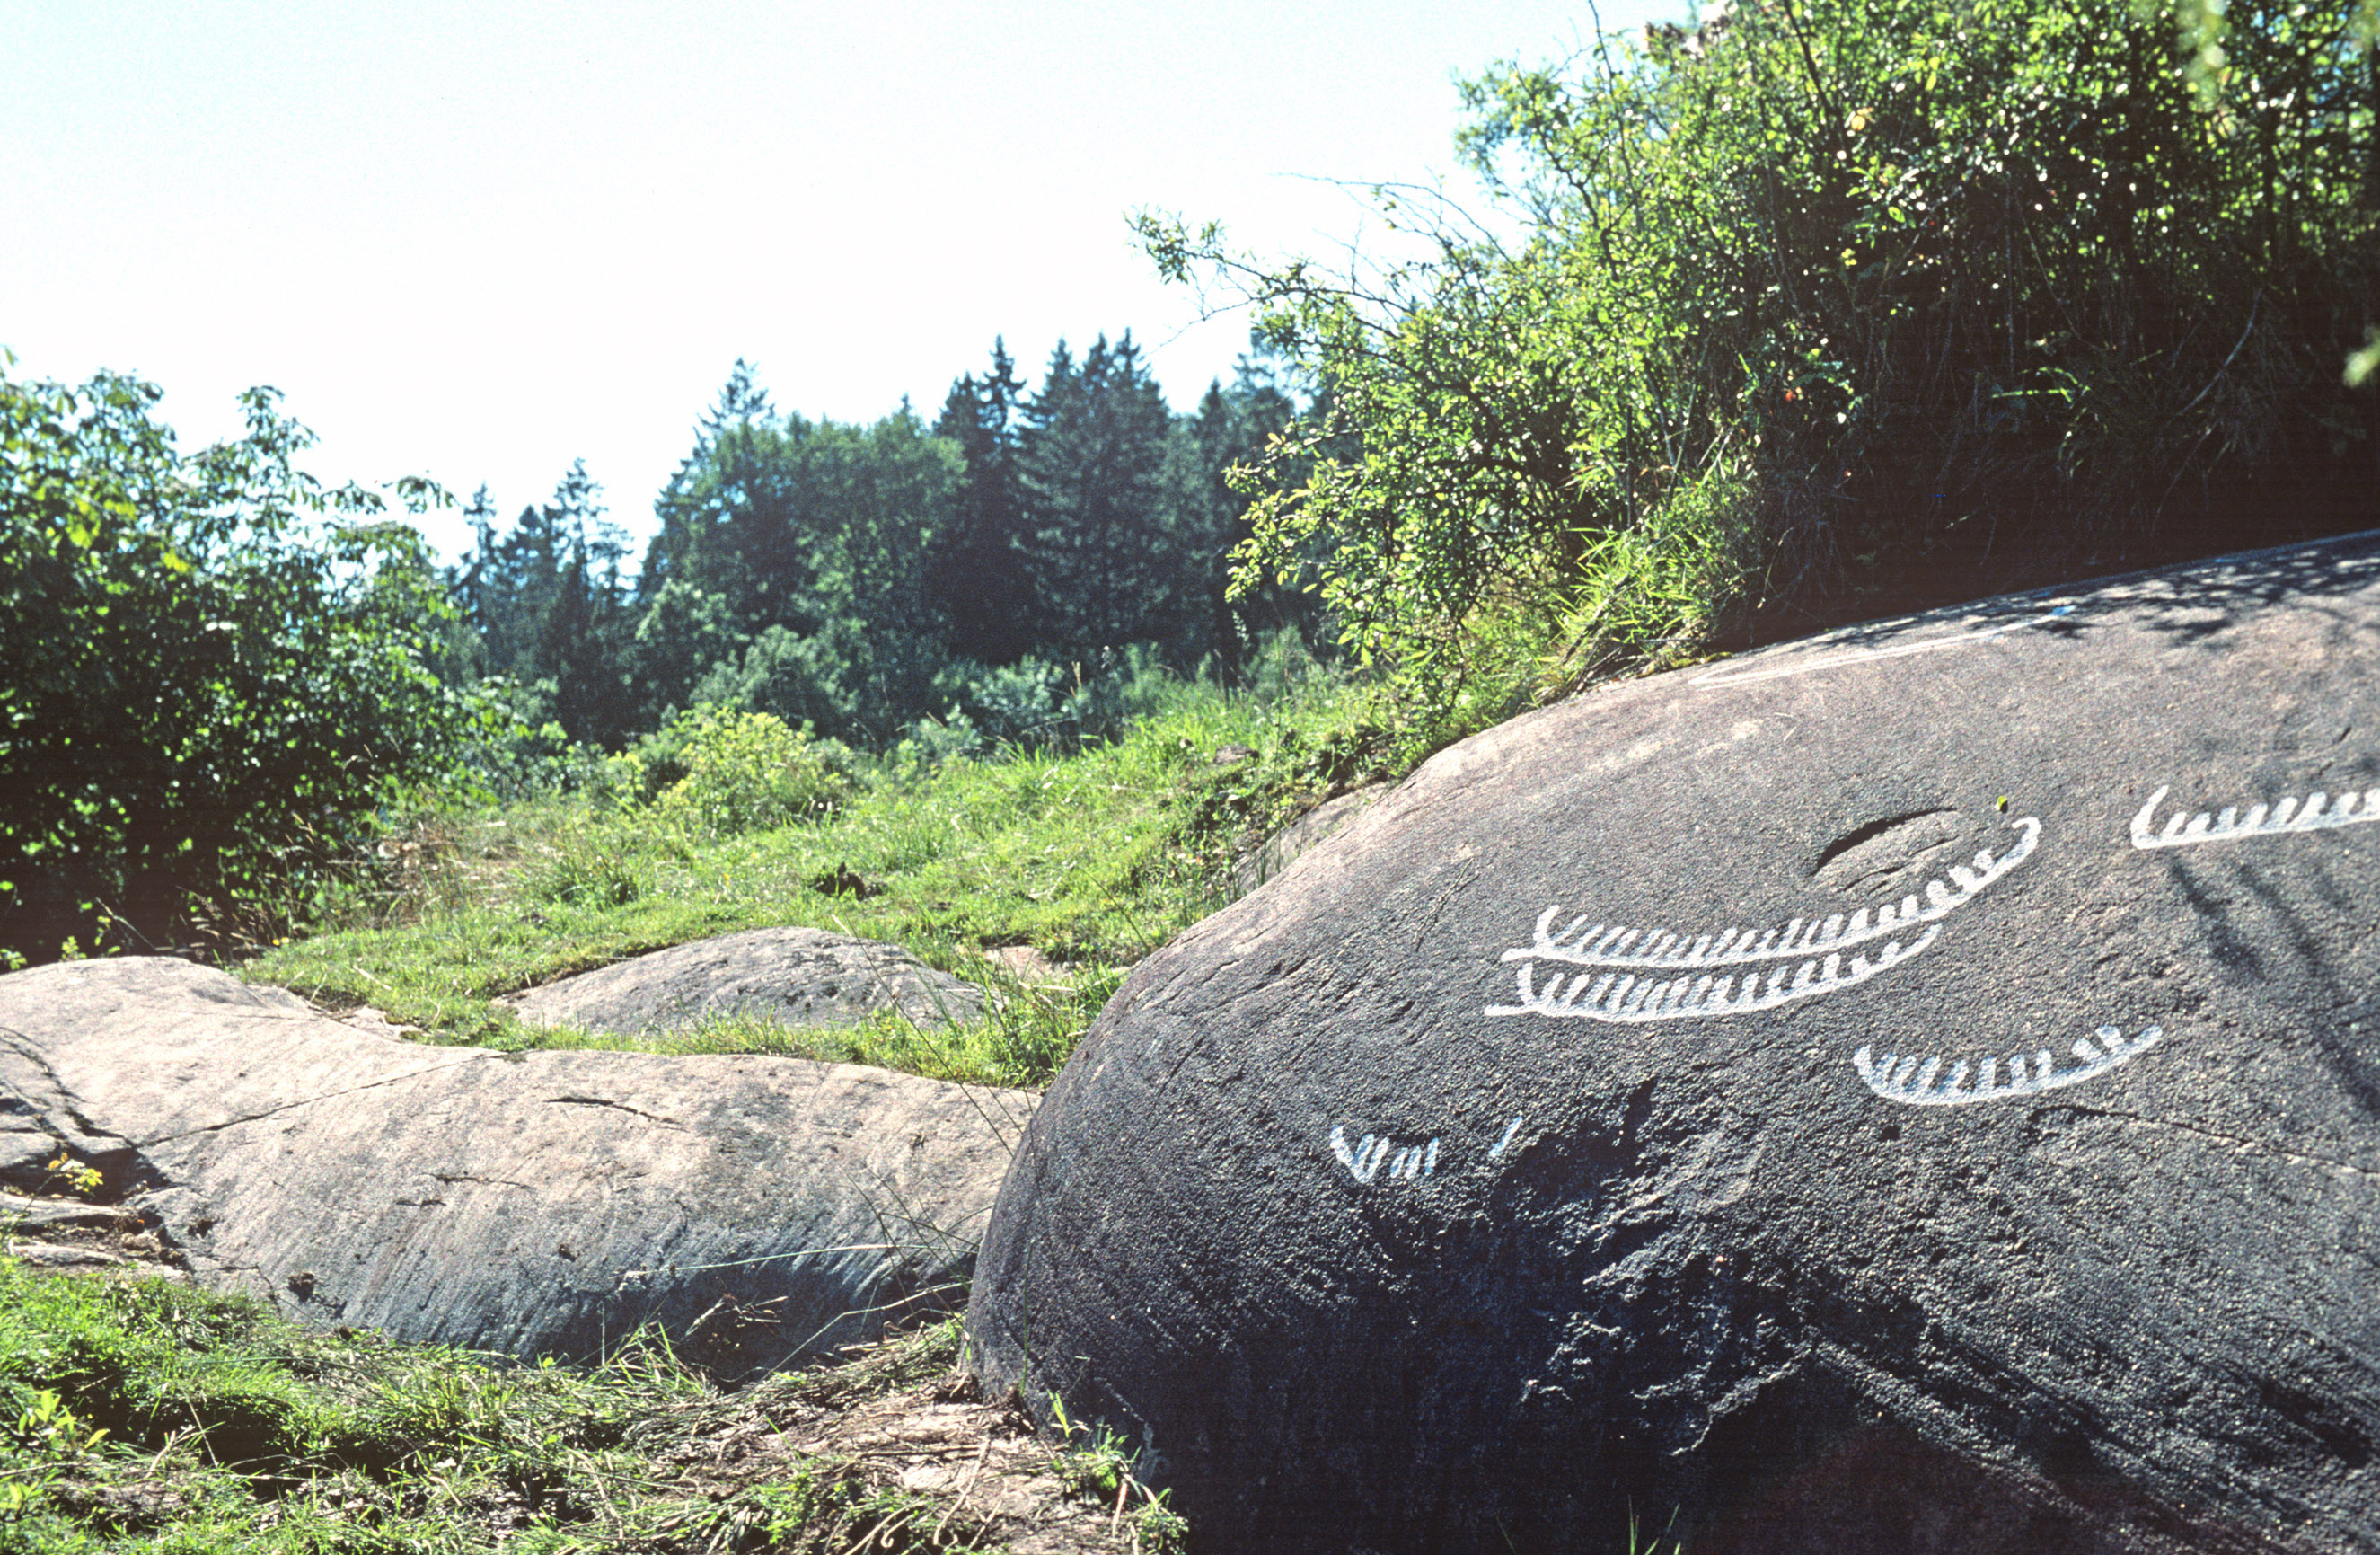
xmin=135 ymin=1056 xmax=493 ymax=1147
xmin=543 ymin=1095 xmax=686 ymax=1127
xmin=0 ymin=1025 xmax=139 ymax=1154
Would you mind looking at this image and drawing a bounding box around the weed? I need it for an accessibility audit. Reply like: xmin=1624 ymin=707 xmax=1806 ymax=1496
xmin=524 ymin=821 xmax=650 ymax=908
xmin=38 ymin=1156 xmax=101 ymax=1200
xmin=1046 ymin=1395 xmax=1186 ymax=1554
xmin=0 ymin=1258 xmax=1063 ymax=1552
xmin=1626 ymin=1504 xmax=1688 ymax=1554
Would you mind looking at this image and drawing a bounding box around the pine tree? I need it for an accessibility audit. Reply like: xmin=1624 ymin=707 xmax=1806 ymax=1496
xmin=927 ymin=339 xmax=1035 ymax=662
xmin=1173 ymin=356 xmax=1315 ymax=673
xmin=1015 ymin=332 xmax=1177 ymax=656
xmin=436 ymin=484 xmax=501 ymax=683
xmin=641 ymin=360 xmax=779 ymax=612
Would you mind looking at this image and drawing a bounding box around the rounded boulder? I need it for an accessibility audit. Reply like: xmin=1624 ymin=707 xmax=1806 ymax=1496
xmin=967 ymin=535 xmax=2380 ymax=1553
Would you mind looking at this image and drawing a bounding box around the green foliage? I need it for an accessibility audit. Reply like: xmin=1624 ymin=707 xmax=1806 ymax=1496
xmin=942 ymin=644 xmax=1218 ymax=752
xmin=448 ymin=464 xmax=640 ymax=749
xmin=437 ymin=349 xmax=1329 ymax=764
xmin=0 ymin=366 xmax=477 ymax=963
xmin=646 ymin=708 xmax=852 ymax=839
xmin=929 ymin=340 xmax=1036 ymax=663
xmin=950 ymin=658 xmax=1063 ymax=747
xmin=627 ymin=390 xmax=968 ymax=743
xmin=1 ymin=1386 xmax=109 ymax=1524
xmin=244 ymin=657 xmax=1369 ymax=1087
xmin=1045 ymin=1395 xmax=1187 ymax=1554
xmin=0 ymin=1260 xmax=1037 ymax=1553
xmin=37 ymin=1156 xmax=103 ymax=1201
xmin=523 ymin=818 xmax=654 ymax=908
xmin=1144 ymin=0 xmax=2380 ymax=749
xmin=1014 ymin=333 xmax=1184 ymax=654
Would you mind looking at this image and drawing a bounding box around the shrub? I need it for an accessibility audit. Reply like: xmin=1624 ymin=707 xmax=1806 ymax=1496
xmin=0 ymin=367 xmax=475 ymax=962
xmin=945 ymin=646 xmax=1211 ymax=752
xmin=1146 ymin=0 xmax=2380 ymax=744
xmin=648 ymin=706 xmax=851 ymax=837
xmin=952 ymin=657 xmax=1063 ymax=747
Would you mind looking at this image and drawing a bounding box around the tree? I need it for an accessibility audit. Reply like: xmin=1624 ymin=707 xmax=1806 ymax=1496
xmin=639 ymin=359 xmax=772 ymax=596
xmin=1160 ymin=356 xmax=1314 ymax=674
xmin=448 ymin=460 xmax=636 ymax=745
xmin=625 ymin=367 xmax=966 ymax=742
xmin=531 ymin=462 xmax=635 ymax=746
xmin=1015 ymin=332 xmax=1181 ymax=656
xmin=642 ymin=363 xmax=806 ymax=635
xmin=927 ymin=340 xmax=1035 ymax=662
xmin=0 ymin=366 xmax=471 ymax=961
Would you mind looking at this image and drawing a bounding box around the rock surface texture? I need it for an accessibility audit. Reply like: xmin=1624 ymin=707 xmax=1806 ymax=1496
xmin=500 ymin=925 xmax=987 ymax=1034
xmin=1233 ymin=785 xmax=1387 ymax=897
xmin=0 ymin=958 xmax=1030 ymax=1376
xmin=969 ymin=533 xmax=2380 ymax=1553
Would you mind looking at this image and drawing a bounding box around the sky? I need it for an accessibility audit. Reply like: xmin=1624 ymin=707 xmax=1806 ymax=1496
xmin=3 ymin=0 xmax=1671 ymax=564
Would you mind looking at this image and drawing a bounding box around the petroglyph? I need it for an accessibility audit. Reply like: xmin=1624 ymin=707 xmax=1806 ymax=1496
xmin=1329 ymin=1126 xmax=1438 ymax=1185
xmin=1487 ymin=818 xmax=2035 ymax=1023
xmin=1488 ymin=929 xmax=1939 ymax=1022
xmin=1854 ymin=1025 xmax=2164 ymax=1105
xmin=2130 ymin=785 xmax=2380 ymax=851
xmin=1506 ymin=819 xmax=2037 ymax=973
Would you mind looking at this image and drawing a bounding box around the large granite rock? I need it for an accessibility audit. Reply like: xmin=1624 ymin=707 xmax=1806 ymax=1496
xmin=500 ymin=925 xmax=988 ymax=1034
xmin=0 ymin=958 xmax=1030 ymax=1376
xmin=968 ymin=533 xmax=2380 ymax=1553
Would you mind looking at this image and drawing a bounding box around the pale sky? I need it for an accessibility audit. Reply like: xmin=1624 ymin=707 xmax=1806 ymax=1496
xmin=3 ymin=1 xmax=1669 ymax=564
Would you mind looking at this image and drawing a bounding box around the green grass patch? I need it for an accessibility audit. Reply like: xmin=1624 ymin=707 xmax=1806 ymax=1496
xmin=242 ymin=670 xmax=1392 ymax=1088
xmin=0 ymin=1251 xmax=1023 ymax=1553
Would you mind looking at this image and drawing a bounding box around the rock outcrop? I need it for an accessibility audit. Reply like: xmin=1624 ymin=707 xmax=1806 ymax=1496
xmin=969 ymin=533 xmax=2380 ymax=1553
xmin=0 ymin=958 xmax=1029 ymax=1377
xmin=501 ymin=925 xmax=987 ymax=1035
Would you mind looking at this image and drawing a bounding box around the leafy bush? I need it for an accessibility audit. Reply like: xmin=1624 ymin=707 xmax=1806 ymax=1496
xmin=944 ymin=645 xmax=1218 ymax=752
xmin=647 ymin=706 xmax=852 ymax=837
xmin=687 ymin=617 xmax=971 ymax=749
xmin=0 ymin=366 xmax=476 ymax=962
xmin=951 ymin=657 xmax=1063 ymax=747
xmin=894 ymin=707 xmax=985 ymax=766
xmin=1146 ymin=0 xmax=2380 ymax=744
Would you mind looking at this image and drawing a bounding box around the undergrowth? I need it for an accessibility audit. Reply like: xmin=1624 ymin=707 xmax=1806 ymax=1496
xmin=240 ymin=663 xmax=1394 ymax=1089
xmin=0 ymin=1251 xmax=1027 ymax=1553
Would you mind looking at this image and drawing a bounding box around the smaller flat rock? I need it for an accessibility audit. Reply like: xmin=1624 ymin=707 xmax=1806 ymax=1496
xmin=0 ymin=957 xmax=1030 ymax=1377
xmin=501 ymin=926 xmax=987 ymax=1035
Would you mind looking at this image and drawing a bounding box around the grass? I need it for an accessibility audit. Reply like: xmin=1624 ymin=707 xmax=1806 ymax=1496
xmin=0 ymin=1248 xmax=1048 ymax=1554
xmin=240 ymin=667 xmax=1394 ymax=1089
xmin=0 ymin=667 xmax=1393 ymax=1553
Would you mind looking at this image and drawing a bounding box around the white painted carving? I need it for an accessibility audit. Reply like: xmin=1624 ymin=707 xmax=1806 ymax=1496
xmin=1691 ymin=605 xmax=2073 ymax=689
xmin=1331 ymin=1125 xmax=1438 ymax=1185
xmin=1487 ymin=817 xmax=2037 ymax=1023
xmin=1854 ymin=1025 xmax=2163 ymax=1106
xmin=2130 ymin=784 xmax=2380 ymax=851
xmin=1506 ymin=819 xmax=2039 ymax=973
xmin=1488 ymin=929 xmax=1940 ymax=1022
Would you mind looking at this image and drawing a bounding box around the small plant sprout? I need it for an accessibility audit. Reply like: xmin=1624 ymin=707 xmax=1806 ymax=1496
xmin=1046 ymin=1394 xmax=1186 ymax=1553
xmin=41 ymin=1153 xmax=102 ymax=1197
